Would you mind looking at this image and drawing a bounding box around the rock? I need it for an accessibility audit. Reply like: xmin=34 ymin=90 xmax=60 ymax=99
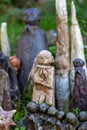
xmin=66 ymin=112 xmax=77 ymax=125
xmin=78 ymin=122 xmax=87 ymax=130
xmin=47 ymin=106 xmax=58 ymax=116
xmin=26 ymin=102 xmax=39 ymax=113
xmin=79 ymin=111 xmax=87 ymax=122
xmin=57 ymin=111 xmax=65 ymax=120
xmin=39 ymin=103 xmax=49 ymax=113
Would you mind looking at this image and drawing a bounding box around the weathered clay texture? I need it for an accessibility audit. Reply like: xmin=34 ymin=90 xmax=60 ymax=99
xmin=55 ymin=0 xmax=70 ymax=111
xmin=32 ymin=50 xmax=55 ymax=106
xmin=17 ymin=8 xmax=48 ymax=94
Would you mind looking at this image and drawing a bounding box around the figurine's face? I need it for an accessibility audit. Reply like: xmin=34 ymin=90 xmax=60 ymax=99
xmin=23 ymin=8 xmax=42 ymax=25
xmin=36 ymin=50 xmax=54 ymax=66
xmin=73 ymin=58 xmax=85 ymax=67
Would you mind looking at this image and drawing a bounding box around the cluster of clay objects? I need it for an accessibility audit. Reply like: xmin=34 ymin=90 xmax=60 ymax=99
xmin=23 ymin=101 xmax=87 ymax=130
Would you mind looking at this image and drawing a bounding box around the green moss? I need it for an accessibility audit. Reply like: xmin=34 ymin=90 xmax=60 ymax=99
xmin=48 ymin=45 xmax=56 ymax=58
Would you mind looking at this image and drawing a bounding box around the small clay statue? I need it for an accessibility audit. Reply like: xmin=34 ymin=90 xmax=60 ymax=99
xmin=32 ymin=50 xmax=55 ymax=106
xmin=17 ymin=8 xmax=48 ymax=94
xmin=71 ymin=58 xmax=87 ymax=111
xmin=0 ymin=51 xmax=20 ymax=109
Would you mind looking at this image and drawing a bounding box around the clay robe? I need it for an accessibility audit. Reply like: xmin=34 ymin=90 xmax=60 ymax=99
xmin=17 ymin=8 xmax=48 ymax=94
xmin=71 ymin=58 xmax=87 ymax=111
xmin=32 ymin=50 xmax=55 ymax=106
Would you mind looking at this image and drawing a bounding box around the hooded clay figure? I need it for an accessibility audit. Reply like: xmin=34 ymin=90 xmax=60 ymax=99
xmin=71 ymin=58 xmax=87 ymax=111
xmin=0 ymin=51 xmax=20 ymax=110
xmin=17 ymin=8 xmax=48 ymax=94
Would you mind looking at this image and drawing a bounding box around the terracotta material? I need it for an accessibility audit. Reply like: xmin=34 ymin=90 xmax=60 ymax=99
xmin=23 ymin=102 xmax=79 ymax=130
xmin=70 ymin=1 xmax=86 ymax=68
xmin=0 ymin=106 xmax=16 ymax=130
xmin=17 ymin=8 xmax=48 ymax=94
xmin=32 ymin=50 xmax=55 ymax=106
xmin=9 ymin=56 xmax=20 ymax=74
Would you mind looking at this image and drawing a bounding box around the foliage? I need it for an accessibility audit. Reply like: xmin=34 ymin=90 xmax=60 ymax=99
xmin=48 ymin=45 xmax=56 ymax=58
xmin=73 ymin=108 xmax=80 ymax=116
xmin=40 ymin=0 xmax=56 ymax=30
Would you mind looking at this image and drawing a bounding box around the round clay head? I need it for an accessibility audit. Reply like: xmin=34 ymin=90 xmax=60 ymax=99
xmin=26 ymin=101 xmax=39 ymax=113
xmin=36 ymin=50 xmax=54 ymax=66
xmin=73 ymin=58 xmax=85 ymax=67
xmin=23 ymin=8 xmax=42 ymax=25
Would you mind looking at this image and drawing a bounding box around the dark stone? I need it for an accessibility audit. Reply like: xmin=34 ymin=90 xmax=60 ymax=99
xmin=64 ymin=124 xmax=76 ymax=130
xmin=44 ymin=116 xmax=56 ymax=130
xmin=17 ymin=8 xmax=48 ymax=94
xmin=66 ymin=112 xmax=77 ymax=125
xmin=39 ymin=103 xmax=49 ymax=113
xmin=71 ymin=58 xmax=87 ymax=111
xmin=47 ymin=106 xmax=58 ymax=116
xmin=57 ymin=111 xmax=65 ymax=121
xmin=79 ymin=111 xmax=87 ymax=122
xmin=26 ymin=101 xmax=39 ymax=113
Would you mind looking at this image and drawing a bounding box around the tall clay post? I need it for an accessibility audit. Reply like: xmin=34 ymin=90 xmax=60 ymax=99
xmin=70 ymin=1 xmax=86 ymax=95
xmin=0 ymin=22 xmax=10 ymax=56
xmin=70 ymin=1 xmax=86 ymax=68
xmin=55 ymin=0 xmax=70 ymax=110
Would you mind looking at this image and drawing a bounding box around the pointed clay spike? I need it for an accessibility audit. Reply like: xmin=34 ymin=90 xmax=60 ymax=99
xmin=71 ymin=1 xmax=78 ymax=24
xmin=0 ymin=22 xmax=10 ymax=56
xmin=56 ymin=0 xmax=68 ymax=21
xmin=70 ymin=0 xmax=86 ymax=67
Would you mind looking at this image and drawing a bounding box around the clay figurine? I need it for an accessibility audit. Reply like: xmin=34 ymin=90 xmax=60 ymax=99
xmin=0 ymin=51 xmax=20 ymax=109
xmin=17 ymin=8 xmax=48 ymax=94
xmin=71 ymin=58 xmax=87 ymax=111
xmin=31 ymin=50 xmax=55 ymax=106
